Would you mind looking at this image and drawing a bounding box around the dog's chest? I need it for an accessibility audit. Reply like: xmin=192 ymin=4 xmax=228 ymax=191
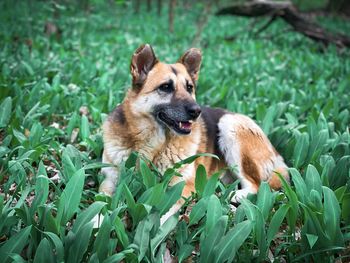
xmin=152 ymin=129 xmax=201 ymax=174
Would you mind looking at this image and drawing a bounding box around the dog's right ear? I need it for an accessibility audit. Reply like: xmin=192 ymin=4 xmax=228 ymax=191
xmin=130 ymin=44 xmax=158 ymax=88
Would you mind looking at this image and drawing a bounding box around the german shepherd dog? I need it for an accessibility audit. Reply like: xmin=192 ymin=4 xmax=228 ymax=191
xmin=100 ymin=44 xmax=289 ymax=223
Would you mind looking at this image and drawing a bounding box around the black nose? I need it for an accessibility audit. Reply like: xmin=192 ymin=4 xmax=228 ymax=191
xmin=187 ymin=104 xmax=201 ymax=119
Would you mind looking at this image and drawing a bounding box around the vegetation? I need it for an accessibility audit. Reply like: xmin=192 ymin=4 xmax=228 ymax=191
xmin=0 ymin=1 xmax=349 ymax=262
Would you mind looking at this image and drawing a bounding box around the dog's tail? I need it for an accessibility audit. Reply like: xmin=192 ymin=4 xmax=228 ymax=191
xmin=268 ymin=167 xmax=290 ymax=190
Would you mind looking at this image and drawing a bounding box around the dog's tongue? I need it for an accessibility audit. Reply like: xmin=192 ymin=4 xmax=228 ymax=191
xmin=179 ymin=121 xmax=192 ymax=130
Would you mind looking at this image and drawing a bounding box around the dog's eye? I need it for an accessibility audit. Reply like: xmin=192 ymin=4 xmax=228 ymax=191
xmin=186 ymin=83 xmax=194 ymax=94
xmin=158 ymin=81 xmax=174 ymax=93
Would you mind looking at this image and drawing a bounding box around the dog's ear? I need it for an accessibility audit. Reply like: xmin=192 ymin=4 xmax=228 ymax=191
xmin=178 ymin=48 xmax=202 ymax=82
xmin=130 ymin=44 xmax=158 ymax=88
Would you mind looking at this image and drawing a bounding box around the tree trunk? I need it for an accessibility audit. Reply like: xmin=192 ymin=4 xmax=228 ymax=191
xmin=216 ymin=0 xmax=350 ymax=48
xmin=147 ymin=0 xmax=151 ymax=12
xmin=327 ymin=0 xmax=350 ymax=15
xmin=134 ymin=0 xmax=140 ymax=14
xmin=169 ymin=0 xmax=176 ymax=33
xmin=157 ymin=0 xmax=162 ymax=16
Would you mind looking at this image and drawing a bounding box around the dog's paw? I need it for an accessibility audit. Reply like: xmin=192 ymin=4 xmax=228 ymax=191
xmin=229 ymin=204 xmax=237 ymax=213
xmin=98 ymin=179 xmax=115 ymax=196
xmin=230 ymin=188 xmax=252 ymax=204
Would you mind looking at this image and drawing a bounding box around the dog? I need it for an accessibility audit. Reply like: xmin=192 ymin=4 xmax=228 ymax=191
xmin=99 ymin=44 xmax=289 ymax=224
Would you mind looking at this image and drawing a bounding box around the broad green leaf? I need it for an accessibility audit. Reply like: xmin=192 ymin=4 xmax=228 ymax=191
xmin=293 ymin=131 xmax=309 ymax=168
xmin=277 ymin=172 xmax=298 ymax=233
xmin=114 ymin=216 xmax=130 ymax=249
xmin=189 ymin=197 xmax=208 ymax=226
xmin=67 ymin=222 xmax=94 ymax=263
xmin=31 ymin=161 xmax=49 ymax=215
xmin=124 ymin=194 xmax=151 ymax=226
xmin=306 ymin=234 xmax=318 ymax=249
xmin=125 ymin=151 xmax=138 ymax=169
xmin=290 ymin=168 xmax=308 ymax=203
xmin=306 ymin=116 xmax=317 ymax=139
xmin=102 ymin=249 xmax=135 ymax=263
xmin=200 ymin=215 xmax=228 ymax=263
xmin=72 ymin=201 xmax=107 ymax=233
xmin=175 ymin=220 xmax=188 ymax=246
xmin=305 ymin=165 xmax=322 ymax=195
xmin=8 ymin=254 xmax=26 ymax=263
xmin=66 ymin=112 xmax=79 ymax=137
xmin=178 ymin=244 xmax=194 ymax=263
xmin=330 ymin=156 xmax=350 ymax=189
xmin=140 ymin=158 xmax=156 ymax=189
xmin=33 ymin=238 xmax=54 ymax=263
xmin=80 ymin=115 xmax=90 ymax=141
xmin=93 ymin=216 xmax=112 ymax=261
xmin=123 ymin=183 xmax=136 ymax=210
xmin=334 ymin=186 xmax=347 ymax=202
xmin=292 ymin=246 xmax=345 ymax=262
xmin=0 ymin=97 xmax=12 ymax=128
xmin=150 ymin=215 xmax=178 ymax=257
xmin=136 ymin=204 xmax=152 ymax=224
xmin=323 ymin=186 xmax=344 ymax=246
xmin=83 ymin=162 xmax=114 ymax=170
xmin=57 ymin=169 xmax=85 ymax=225
xmin=144 ymin=183 xmax=164 ymax=206
xmin=213 ymin=220 xmax=253 ymax=263
xmin=301 ymin=204 xmax=328 ymax=248
xmin=134 ymin=215 xmax=154 ymax=261
xmin=342 ymin=193 xmax=350 ymax=224
xmin=267 ymin=204 xmax=289 ymax=244
xmin=38 ymin=206 xmax=60 ymax=234
xmin=202 ymin=172 xmax=220 ymax=197
xmin=309 ymin=189 xmax=322 ymax=211
xmin=205 ymin=195 xmax=222 ymax=233
xmin=62 ymin=148 xmax=77 ymax=179
xmin=157 ymin=181 xmax=185 ymax=216
xmin=21 ymin=60 xmax=34 ymax=75
xmin=195 ymin=164 xmax=207 ymax=198
xmin=256 ymin=181 xmax=274 ymax=221
xmin=241 ymin=199 xmax=266 ymax=259
xmin=306 ymin=129 xmax=329 ymax=163
xmin=173 ymin=153 xmax=219 ymax=169
xmin=0 ymin=225 xmax=32 ymax=263
xmin=262 ymin=105 xmax=276 ymax=134
xmin=44 ymin=232 xmax=64 ymax=263
xmin=12 ymin=129 xmax=27 ymax=144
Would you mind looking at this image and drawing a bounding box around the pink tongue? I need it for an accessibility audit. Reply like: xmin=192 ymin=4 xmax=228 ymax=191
xmin=181 ymin=122 xmax=192 ymax=129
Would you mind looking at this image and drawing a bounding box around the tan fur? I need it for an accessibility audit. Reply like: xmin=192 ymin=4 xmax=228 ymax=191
xmin=100 ymin=45 xmax=289 ymax=223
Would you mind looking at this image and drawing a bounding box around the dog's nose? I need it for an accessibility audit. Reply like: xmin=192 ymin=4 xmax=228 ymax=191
xmin=187 ymin=104 xmax=201 ymax=119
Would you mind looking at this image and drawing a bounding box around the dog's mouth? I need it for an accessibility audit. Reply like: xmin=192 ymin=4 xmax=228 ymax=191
xmin=157 ymin=112 xmax=193 ymax=135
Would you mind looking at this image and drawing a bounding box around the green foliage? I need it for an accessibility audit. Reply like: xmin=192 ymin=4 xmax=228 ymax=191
xmin=0 ymin=0 xmax=349 ymax=262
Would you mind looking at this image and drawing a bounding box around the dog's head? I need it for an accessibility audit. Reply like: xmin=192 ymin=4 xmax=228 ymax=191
xmin=128 ymin=44 xmax=202 ymax=135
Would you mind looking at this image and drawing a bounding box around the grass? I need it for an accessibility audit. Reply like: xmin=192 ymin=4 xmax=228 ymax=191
xmin=0 ymin=1 xmax=349 ymax=262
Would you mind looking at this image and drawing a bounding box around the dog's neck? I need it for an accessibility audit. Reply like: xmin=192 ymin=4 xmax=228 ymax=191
xmin=121 ymin=98 xmax=167 ymax=160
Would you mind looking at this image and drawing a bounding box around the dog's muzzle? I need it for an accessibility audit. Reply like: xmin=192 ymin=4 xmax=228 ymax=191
xmin=155 ymin=102 xmax=201 ymax=135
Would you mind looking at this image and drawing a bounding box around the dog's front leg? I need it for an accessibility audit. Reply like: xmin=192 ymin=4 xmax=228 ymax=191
xmin=93 ymin=150 xmax=128 ymax=228
xmin=160 ymin=165 xmax=195 ymax=225
xmin=99 ymin=149 xmax=130 ymax=196
xmin=99 ymin=166 xmax=119 ymax=196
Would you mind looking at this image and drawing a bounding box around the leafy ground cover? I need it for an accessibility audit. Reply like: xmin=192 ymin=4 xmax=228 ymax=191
xmin=0 ymin=1 xmax=349 ymax=262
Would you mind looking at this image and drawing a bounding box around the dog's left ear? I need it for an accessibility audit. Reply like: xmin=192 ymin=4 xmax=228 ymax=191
xmin=130 ymin=44 xmax=158 ymax=88
xmin=178 ymin=48 xmax=202 ymax=82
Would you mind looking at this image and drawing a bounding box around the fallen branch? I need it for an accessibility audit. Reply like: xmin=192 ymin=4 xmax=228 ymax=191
xmin=216 ymin=0 xmax=350 ymax=48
